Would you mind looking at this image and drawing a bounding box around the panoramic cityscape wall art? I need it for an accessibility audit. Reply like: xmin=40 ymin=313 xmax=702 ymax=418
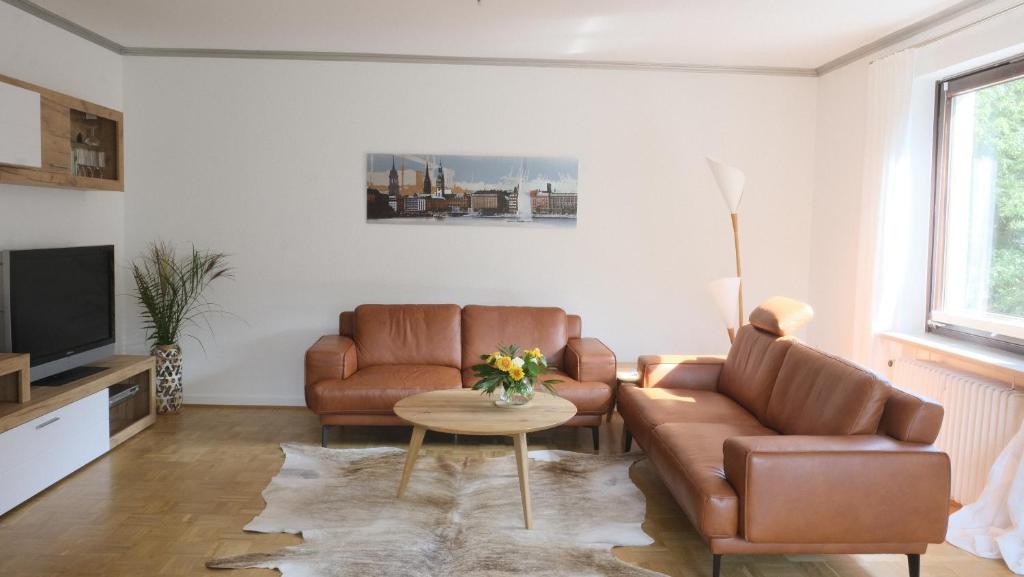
xmin=366 ymin=153 xmax=579 ymax=227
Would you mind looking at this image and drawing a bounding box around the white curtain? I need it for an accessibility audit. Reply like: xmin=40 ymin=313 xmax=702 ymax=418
xmin=851 ymin=49 xmax=917 ymax=368
xmin=855 ymin=48 xmax=1024 ymax=575
xmin=949 ymin=428 xmax=1024 ymax=573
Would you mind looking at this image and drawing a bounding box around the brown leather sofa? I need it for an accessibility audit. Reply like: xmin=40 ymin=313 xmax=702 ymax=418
xmin=618 ymin=297 xmax=950 ymax=577
xmin=305 ymin=304 xmax=616 ymax=448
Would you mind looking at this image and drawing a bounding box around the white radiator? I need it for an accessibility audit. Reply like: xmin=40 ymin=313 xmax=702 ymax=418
xmin=893 ymin=359 xmax=1024 ymax=505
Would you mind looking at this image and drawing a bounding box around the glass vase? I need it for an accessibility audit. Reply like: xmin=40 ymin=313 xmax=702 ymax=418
xmin=497 ymin=382 xmax=535 ymax=407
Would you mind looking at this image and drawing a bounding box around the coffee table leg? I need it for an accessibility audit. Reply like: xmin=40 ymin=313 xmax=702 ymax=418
xmin=513 ymin=432 xmax=532 ymax=529
xmin=397 ymin=425 xmax=427 ymax=498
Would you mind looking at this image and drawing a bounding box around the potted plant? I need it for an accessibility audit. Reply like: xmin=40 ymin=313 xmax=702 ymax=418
xmin=471 ymin=345 xmax=561 ymax=407
xmin=131 ymin=242 xmax=232 ymax=414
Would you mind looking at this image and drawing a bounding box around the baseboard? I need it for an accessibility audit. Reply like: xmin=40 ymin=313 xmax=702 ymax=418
xmin=183 ymin=393 xmax=306 ymax=407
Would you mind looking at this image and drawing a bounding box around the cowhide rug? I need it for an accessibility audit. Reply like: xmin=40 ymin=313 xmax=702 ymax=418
xmin=208 ymin=443 xmax=664 ymax=577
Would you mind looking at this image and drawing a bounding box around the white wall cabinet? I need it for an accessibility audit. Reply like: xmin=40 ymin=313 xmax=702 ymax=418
xmin=0 ymin=80 xmax=41 ymax=168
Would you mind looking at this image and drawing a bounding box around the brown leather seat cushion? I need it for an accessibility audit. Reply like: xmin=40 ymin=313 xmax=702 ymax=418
xmin=618 ymin=386 xmax=766 ymax=449
xmin=309 ymin=365 xmax=462 ymax=414
xmin=647 ymin=421 xmax=777 ymax=539
xmin=460 ymin=368 xmax=612 ymax=414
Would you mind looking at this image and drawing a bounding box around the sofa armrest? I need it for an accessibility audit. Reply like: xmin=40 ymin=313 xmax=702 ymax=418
xmin=304 ymin=335 xmax=357 ymax=388
xmin=564 ymin=338 xmax=616 ymax=386
xmin=637 ymin=354 xmax=726 ymax=389
xmin=723 ymin=435 xmax=950 ymax=545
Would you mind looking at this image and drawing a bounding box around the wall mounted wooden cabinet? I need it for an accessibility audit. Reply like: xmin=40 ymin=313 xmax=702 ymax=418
xmin=0 ymin=73 xmax=123 ymax=192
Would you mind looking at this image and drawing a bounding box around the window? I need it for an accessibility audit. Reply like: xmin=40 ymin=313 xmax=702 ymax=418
xmin=930 ymin=57 xmax=1024 ymax=352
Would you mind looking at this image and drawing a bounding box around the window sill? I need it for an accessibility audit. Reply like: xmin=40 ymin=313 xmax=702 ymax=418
xmin=879 ymin=331 xmax=1024 ymax=383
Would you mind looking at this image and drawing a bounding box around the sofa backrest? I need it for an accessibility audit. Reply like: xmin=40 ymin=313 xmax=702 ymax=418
xmin=351 ymin=304 xmax=462 ymax=368
xmin=567 ymin=314 xmax=582 ymax=340
xmin=718 ymin=297 xmax=813 ymax=422
xmin=718 ymin=325 xmax=794 ymax=421
xmin=765 ymin=343 xmax=891 ymax=435
xmin=461 ymin=305 xmax=569 ymax=369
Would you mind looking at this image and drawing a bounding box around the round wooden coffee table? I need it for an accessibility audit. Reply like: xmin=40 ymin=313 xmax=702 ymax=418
xmin=394 ymin=388 xmax=577 ymax=529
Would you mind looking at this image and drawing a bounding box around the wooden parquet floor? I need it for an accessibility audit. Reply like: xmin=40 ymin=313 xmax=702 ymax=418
xmin=0 ymin=405 xmax=1013 ymax=577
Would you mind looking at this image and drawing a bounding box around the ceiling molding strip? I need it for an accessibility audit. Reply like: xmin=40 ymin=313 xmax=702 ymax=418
xmin=816 ymin=0 xmax=1002 ymax=75
xmin=1 ymin=0 xmax=124 ymax=53
xmin=2 ymin=0 xmax=816 ymax=76
xmin=118 ymin=47 xmax=818 ymax=76
xmin=2 ymin=0 xmax=1008 ymax=78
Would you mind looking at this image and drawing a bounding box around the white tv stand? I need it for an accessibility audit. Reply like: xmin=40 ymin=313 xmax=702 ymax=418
xmin=0 ymin=355 xmax=155 ymax=516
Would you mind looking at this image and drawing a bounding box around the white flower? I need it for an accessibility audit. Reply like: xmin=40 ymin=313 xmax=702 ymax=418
xmin=512 ymin=357 xmax=525 ymax=368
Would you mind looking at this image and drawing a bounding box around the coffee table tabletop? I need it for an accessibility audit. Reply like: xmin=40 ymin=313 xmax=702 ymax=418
xmin=394 ymin=388 xmax=577 ymax=435
xmin=393 ymin=388 xmax=577 ymax=529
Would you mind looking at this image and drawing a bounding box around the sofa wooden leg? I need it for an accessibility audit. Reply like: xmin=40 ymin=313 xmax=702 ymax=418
xmin=907 ymin=554 xmax=920 ymax=577
xmin=591 ymin=427 xmax=600 ymax=452
xmin=624 ymin=429 xmax=633 ymax=453
xmin=712 ymin=554 xmax=721 ymax=577
xmin=321 ymin=425 xmax=329 ymax=448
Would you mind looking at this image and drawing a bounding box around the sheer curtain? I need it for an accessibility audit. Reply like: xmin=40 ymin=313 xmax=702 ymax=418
xmin=851 ymin=49 xmax=917 ymax=368
xmin=856 ymin=47 xmax=1024 ymax=574
xmin=949 ymin=429 xmax=1024 ymax=573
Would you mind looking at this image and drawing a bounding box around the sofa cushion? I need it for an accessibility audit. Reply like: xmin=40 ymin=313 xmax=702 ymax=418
xmin=461 ymin=305 xmax=568 ymax=369
xmin=717 ymin=324 xmax=795 ymax=423
xmin=354 ymin=304 xmax=462 ymax=368
xmin=308 ymin=365 xmax=462 ymax=414
xmin=460 ymin=368 xmax=612 ymax=415
xmin=765 ymin=343 xmax=891 ymax=436
xmin=618 ymin=387 xmax=765 ymax=449
xmin=647 ymin=421 xmax=777 ymax=539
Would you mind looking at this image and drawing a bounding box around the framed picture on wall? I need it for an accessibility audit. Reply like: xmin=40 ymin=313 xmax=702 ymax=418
xmin=366 ymin=153 xmax=578 ymax=227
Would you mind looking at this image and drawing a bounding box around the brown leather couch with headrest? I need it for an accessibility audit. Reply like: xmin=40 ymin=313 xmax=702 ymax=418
xmin=618 ymin=296 xmax=950 ymax=577
xmin=305 ymin=304 xmax=615 ymax=448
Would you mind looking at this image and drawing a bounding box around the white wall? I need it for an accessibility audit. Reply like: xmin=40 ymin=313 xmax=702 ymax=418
xmin=0 ymin=2 xmax=127 ymax=344
xmin=122 ymin=58 xmax=817 ymax=405
xmin=808 ymin=0 xmax=1024 ymax=360
xmin=807 ymin=61 xmax=869 ymax=358
xmin=12 ymin=0 xmax=1015 ymax=405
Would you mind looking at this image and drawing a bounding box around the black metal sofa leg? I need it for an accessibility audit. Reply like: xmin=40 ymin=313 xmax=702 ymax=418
xmin=908 ymin=554 xmax=920 ymax=577
xmin=592 ymin=427 xmax=600 ymax=452
xmin=321 ymin=425 xmax=329 ymax=447
xmin=624 ymin=429 xmax=633 ymax=452
xmin=707 ymin=552 xmax=913 ymax=577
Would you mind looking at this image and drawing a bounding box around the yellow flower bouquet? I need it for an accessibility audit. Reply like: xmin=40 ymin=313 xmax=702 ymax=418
xmin=471 ymin=344 xmax=561 ymax=406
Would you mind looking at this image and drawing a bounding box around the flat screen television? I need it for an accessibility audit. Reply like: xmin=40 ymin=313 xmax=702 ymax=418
xmin=1 ymin=245 xmax=115 ymax=382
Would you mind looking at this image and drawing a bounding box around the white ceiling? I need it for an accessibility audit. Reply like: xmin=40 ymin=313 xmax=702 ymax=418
xmin=32 ymin=0 xmax=965 ymax=69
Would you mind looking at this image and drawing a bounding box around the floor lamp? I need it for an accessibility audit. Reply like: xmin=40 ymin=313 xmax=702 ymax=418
xmin=708 ymin=277 xmax=741 ymax=343
xmin=706 ymin=157 xmax=746 ymax=341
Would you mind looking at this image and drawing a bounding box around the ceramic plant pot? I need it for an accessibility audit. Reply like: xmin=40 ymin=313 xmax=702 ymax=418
xmin=152 ymin=343 xmax=183 ymax=414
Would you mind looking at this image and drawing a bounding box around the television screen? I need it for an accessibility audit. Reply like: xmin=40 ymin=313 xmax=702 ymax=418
xmin=6 ymin=245 xmax=115 ymax=366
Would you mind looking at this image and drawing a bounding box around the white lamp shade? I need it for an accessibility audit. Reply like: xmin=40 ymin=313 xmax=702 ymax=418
xmin=706 ymin=156 xmax=745 ymax=213
xmin=708 ymin=277 xmax=741 ymax=330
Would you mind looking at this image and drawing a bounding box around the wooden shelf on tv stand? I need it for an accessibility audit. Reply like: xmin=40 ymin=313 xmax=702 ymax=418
xmin=0 ymin=353 xmax=30 ymax=404
xmin=0 ymin=355 xmax=156 ymax=447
